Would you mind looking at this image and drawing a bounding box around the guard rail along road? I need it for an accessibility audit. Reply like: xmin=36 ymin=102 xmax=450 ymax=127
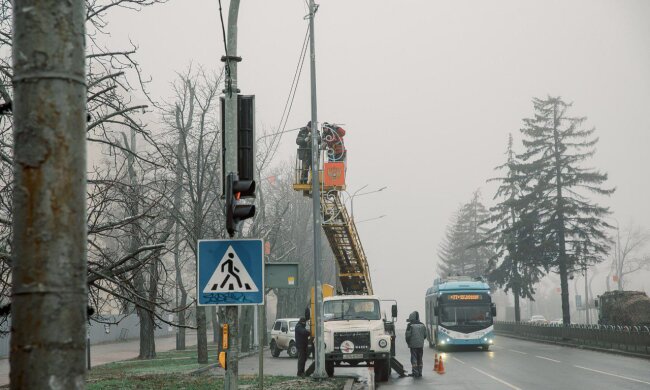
xmin=494 ymin=321 xmax=650 ymax=356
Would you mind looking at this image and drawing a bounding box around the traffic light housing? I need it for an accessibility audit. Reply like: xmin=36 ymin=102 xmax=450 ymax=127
xmin=226 ymin=173 xmax=256 ymax=237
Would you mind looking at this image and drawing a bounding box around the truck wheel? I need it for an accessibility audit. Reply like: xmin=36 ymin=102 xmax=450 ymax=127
xmin=270 ymin=340 xmax=281 ymax=357
xmin=287 ymin=341 xmax=298 ymax=358
xmin=325 ymin=361 xmax=334 ymax=377
xmin=374 ymin=359 xmax=390 ymax=382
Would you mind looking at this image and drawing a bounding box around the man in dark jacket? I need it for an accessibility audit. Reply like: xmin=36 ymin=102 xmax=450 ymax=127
xmin=405 ymin=311 xmax=428 ymax=377
xmin=294 ymin=317 xmax=310 ymax=377
xmin=295 ymin=121 xmax=321 ymax=184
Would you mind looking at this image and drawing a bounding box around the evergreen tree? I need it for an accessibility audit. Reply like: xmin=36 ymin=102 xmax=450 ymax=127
xmin=438 ymin=191 xmax=493 ymax=278
xmin=484 ymin=134 xmax=546 ymax=322
xmin=517 ymin=96 xmax=614 ymax=325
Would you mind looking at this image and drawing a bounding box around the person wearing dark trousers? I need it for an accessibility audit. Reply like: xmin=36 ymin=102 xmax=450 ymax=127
xmin=295 ymin=121 xmax=321 ymax=184
xmin=295 ymin=317 xmax=310 ymax=377
xmin=405 ymin=311 xmax=428 ymax=377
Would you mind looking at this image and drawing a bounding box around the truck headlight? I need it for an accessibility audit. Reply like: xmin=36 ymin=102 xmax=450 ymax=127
xmin=378 ymin=339 xmax=388 ymax=348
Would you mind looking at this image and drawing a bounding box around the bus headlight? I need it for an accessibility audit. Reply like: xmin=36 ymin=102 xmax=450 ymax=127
xmin=378 ymin=339 xmax=388 ymax=348
xmin=446 ymin=338 xmax=450 ymax=343
xmin=489 ymin=339 xmax=494 ymax=344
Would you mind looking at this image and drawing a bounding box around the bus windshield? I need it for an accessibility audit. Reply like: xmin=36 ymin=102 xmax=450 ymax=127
xmin=440 ymin=305 xmax=492 ymax=327
xmin=323 ymin=299 xmax=381 ymax=321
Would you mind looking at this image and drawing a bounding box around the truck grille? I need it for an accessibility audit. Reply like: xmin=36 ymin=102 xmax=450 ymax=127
xmin=334 ymin=331 xmax=371 ymax=352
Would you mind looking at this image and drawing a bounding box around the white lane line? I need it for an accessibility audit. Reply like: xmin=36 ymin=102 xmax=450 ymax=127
xmin=535 ymin=355 xmax=561 ymax=363
xmin=508 ymin=349 xmax=527 ymax=355
xmin=452 ymin=357 xmax=466 ymax=364
xmin=472 ymin=367 xmax=522 ymax=390
xmin=574 ymin=365 xmax=650 ymax=386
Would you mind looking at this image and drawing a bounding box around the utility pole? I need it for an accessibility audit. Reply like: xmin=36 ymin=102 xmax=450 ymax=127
xmin=11 ymin=1 xmax=87 ymax=388
xmin=308 ymin=0 xmax=326 ymax=379
xmin=223 ymin=1 xmax=241 ymax=389
xmin=584 ymin=265 xmax=590 ymax=325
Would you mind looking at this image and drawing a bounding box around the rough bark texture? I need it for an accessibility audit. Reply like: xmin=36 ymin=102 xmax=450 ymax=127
xmin=196 ymin=305 xmax=208 ymax=364
xmin=11 ymin=1 xmax=87 ymax=388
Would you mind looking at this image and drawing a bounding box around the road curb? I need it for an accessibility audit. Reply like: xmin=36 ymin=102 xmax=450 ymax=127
xmin=191 ymin=348 xmax=265 ymax=375
xmin=496 ymin=332 xmax=650 ymax=360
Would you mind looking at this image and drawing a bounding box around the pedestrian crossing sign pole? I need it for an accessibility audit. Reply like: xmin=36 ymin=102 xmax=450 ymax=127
xmin=197 ymin=239 xmax=264 ymax=306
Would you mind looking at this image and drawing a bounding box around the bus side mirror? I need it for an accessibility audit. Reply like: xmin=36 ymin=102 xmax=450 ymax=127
xmin=594 ymin=299 xmax=598 ymax=308
xmin=491 ymin=304 xmax=497 ymax=317
xmin=434 ymin=306 xmax=439 ymax=316
xmin=391 ymin=304 xmax=398 ymax=319
xmin=305 ymin=307 xmax=311 ymax=320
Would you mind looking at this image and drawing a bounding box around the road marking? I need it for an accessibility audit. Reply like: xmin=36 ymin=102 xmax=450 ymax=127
xmin=472 ymin=367 xmax=522 ymax=390
xmin=367 ymin=367 xmax=375 ymax=390
xmin=452 ymin=357 xmax=466 ymax=364
xmin=508 ymin=349 xmax=527 ymax=355
xmin=574 ymin=365 xmax=650 ymax=386
xmin=535 ymin=355 xmax=561 ymax=363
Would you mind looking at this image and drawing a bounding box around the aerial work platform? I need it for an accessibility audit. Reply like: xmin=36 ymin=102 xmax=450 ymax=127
xmin=293 ymin=147 xmax=372 ymax=295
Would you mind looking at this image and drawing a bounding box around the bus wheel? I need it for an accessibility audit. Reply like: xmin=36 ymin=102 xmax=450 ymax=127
xmin=481 ymin=344 xmax=490 ymax=351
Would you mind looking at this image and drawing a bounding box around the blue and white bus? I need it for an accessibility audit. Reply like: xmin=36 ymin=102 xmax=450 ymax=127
xmin=424 ymin=276 xmax=496 ymax=350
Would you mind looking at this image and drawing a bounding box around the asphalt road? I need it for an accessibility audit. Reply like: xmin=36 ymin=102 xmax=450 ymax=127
xmin=379 ymin=331 xmax=650 ymax=390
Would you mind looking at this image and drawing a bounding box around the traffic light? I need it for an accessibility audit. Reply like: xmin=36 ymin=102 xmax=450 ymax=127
xmin=226 ymin=173 xmax=256 ymax=237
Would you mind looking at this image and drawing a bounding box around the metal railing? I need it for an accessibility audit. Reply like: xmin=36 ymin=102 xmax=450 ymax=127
xmin=495 ymin=321 xmax=650 ymax=355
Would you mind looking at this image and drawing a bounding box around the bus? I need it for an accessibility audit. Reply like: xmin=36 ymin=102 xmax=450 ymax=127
xmin=424 ymin=276 xmax=496 ymax=350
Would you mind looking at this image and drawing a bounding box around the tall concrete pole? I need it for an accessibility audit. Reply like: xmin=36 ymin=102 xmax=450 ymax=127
xmin=308 ymin=0 xmax=327 ymax=379
xmin=223 ymin=1 xmax=241 ymax=389
xmin=11 ymin=1 xmax=87 ymax=388
xmin=584 ymin=265 xmax=590 ymax=325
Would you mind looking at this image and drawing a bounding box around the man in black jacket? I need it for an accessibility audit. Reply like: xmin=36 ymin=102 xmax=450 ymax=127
xmin=405 ymin=311 xmax=428 ymax=377
xmin=295 ymin=317 xmax=310 ymax=377
xmin=295 ymin=122 xmax=320 ymax=184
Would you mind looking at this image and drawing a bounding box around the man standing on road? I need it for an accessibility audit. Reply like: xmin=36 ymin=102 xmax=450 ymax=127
xmin=405 ymin=311 xmax=428 ymax=378
xmin=295 ymin=317 xmax=310 ymax=377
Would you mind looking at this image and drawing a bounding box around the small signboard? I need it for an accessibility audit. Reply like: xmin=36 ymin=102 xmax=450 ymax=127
xmin=265 ymin=262 xmax=299 ymax=289
xmin=197 ymin=239 xmax=264 ymax=305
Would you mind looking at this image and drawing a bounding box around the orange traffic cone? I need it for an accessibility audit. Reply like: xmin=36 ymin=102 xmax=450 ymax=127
xmin=433 ymin=354 xmax=439 ymax=372
xmin=437 ymin=356 xmax=445 ymax=375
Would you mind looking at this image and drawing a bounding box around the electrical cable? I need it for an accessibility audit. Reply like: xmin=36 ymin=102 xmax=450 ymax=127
xmin=217 ymin=0 xmax=233 ymax=97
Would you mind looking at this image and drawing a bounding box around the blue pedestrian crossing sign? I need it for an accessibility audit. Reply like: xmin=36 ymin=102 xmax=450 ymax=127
xmin=197 ymin=239 xmax=264 ymax=306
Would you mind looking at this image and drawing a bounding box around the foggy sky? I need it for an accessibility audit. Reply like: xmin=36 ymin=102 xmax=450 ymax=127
xmin=105 ymin=0 xmax=650 ymax=317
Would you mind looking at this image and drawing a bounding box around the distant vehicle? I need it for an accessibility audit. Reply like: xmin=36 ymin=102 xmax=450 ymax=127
xmin=548 ymin=318 xmax=562 ymax=325
xmin=425 ymin=276 xmax=496 ymax=351
xmin=529 ymin=315 xmax=547 ymax=324
xmin=270 ymin=318 xmax=300 ymax=358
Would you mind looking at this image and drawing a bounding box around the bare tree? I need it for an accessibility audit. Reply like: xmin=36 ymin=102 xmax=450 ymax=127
xmin=610 ymin=223 xmax=650 ymax=291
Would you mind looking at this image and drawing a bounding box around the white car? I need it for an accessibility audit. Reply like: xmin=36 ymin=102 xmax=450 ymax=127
xmin=529 ymin=315 xmax=548 ymax=324
xmin=270 ymin=318 xmax=300 ymax=358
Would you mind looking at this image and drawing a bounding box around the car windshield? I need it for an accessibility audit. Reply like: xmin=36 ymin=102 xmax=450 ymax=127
xmin=289 ymin=321 xmax=298 ymax=331
xmin=440 ymin=305 xmax=492 ymax=326
xmin=323 ymin=299 xmax=380 ymax=321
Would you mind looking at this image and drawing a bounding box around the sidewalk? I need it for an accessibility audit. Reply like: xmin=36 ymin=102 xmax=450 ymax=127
xmin=0 ymin=331 xmax=198 ymax=386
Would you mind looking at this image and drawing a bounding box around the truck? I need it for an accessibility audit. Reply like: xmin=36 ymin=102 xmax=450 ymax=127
xmin=595 ymin=290 xmax=650 ymax=326
xmin=320 ymin=295 xmax=398 ymax=381
xmin=294 ymin=144 xmax=404 ymax=381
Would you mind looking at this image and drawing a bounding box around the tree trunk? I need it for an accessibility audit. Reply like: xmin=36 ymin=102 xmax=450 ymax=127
xmin=138 ymin=307 xmax=156 ymax=359
xmin=178 ymin=290 xmax=188 ymax=350
xmin=211 ymin=307 xmax=219 ymax=344
xmin=11 ymin=1 xmax=87 ymax=387
xmin=240 ymin=306 xmax=253 ymax=352
xmin=196 ymin=305 xmax=208 ymax=363
xmin=552 ymin=102 xmax=571 ymax=326
xmin=514 ymin=289 xmax=521 ymax=323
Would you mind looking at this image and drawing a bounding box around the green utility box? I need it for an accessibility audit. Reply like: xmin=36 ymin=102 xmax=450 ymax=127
xmin=265 ymin=262 xmax=299 ymax=289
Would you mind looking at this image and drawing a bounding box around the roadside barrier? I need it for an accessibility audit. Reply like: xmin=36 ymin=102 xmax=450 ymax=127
xmin=494 ymin=321 xmax=650 ymax=356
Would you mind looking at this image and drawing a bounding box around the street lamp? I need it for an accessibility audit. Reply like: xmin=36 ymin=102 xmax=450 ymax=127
xmin=356 ymin=214 xmax=387 ymax=224
xmin=347 ymin=185 xmax=388 ymax=220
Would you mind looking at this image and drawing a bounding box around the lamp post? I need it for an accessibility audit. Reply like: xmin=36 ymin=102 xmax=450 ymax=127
xmin=356 ymin=214 xmax=387 ymax=224
xmin=348 ymin=186 xmax=387 ymax=221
